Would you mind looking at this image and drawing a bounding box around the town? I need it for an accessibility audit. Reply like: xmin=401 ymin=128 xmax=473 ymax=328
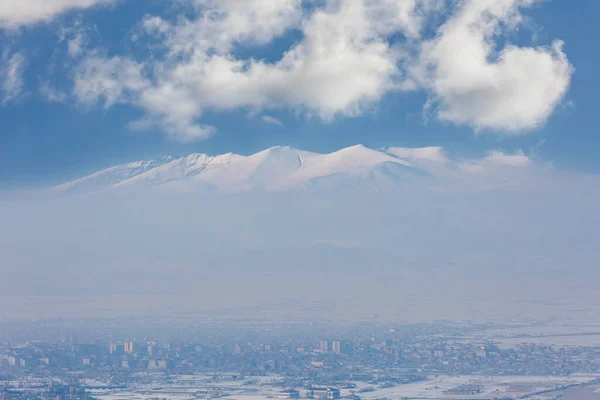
xmin=1 ymin=319 xmax=599 ymax=400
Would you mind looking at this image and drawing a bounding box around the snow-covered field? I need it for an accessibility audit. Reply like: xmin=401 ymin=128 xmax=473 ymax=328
xmin=494 ymin=334 xmax=600 ymax=349
xmin=353 ymin=375 xmax=595 ymax=400
xmin=461 ymin=319 xmax=600 ymax=349
xmin=92 ymin=374 xmax=599 ymax=400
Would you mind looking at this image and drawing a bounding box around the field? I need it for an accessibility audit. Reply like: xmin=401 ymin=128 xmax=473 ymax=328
xmin=91 ymin=374 xmax=600 ymax=400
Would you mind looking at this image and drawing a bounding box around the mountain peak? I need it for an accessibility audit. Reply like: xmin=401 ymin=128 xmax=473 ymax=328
xmin=266 ymin=145 xmax=293 ymax=151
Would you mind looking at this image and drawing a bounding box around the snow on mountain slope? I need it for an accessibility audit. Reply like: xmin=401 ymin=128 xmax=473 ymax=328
xmin=52 ymin=157 xmax=175 ymax=193
xmin=113 ymin=152 xmax=246 ymax=188
xmin=278 ymin=145 xmax=416 ymax=189
xmin=52 ymin=145 xmax=432 ymax=193
xmin=194 ymin=146 xmax=310 ymax=190
xmin=384 ymin=146 xmax=448 ymax=165
xmin=114 ymin=146 xmax=313 ymax=191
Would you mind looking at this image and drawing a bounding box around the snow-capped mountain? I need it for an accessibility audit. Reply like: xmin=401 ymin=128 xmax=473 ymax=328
xmin=52 ymin=145 xmax=441 ymax=193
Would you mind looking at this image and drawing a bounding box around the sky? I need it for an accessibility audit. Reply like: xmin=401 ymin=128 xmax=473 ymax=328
xmin=0 ymin=0 xmax=598 ymax=188
xmin=1 ymin=0 xmax=600 ymax=322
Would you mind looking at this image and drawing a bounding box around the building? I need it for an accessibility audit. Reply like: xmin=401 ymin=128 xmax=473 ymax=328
xmin=308 ymin=388 xmax=341 ymax=400
xmin=277 ymin=389 xmax=300 ymax=399
xmin=124 ymin=341 xmax=134 ymax=353
xmin=331 ymin=340 xmax=341 ymax=354
xmin=319 ymin=340 xmax=329 ymax=353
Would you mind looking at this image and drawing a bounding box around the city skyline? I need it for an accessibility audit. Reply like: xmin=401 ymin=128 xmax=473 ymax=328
xmin=1 ymin=317 xmax=600 ymax=399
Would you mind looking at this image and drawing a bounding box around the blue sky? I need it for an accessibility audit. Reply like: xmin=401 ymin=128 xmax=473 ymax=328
xmin=0 ymin=0 xmax=598 ymax=189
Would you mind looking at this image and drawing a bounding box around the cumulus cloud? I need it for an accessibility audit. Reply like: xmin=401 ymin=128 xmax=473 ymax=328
xmin=74 ymin=0 xmax=421 ymax=140
xmin=0 ymin=50 xmax=26 ymax=105
xmin=413 ymin=0 xmax=574 ymax=133
xmin=0 ymin=0 xmax=117 ymax=29
xmin=68 ymin=0 xmax=572 ymax=141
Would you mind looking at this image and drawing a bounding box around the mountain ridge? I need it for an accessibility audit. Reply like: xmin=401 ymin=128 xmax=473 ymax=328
xmin=51 ymin=145 xmax=446 ymax=193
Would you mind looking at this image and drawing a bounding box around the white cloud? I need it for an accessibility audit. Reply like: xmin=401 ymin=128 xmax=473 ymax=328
xmin=69 ymin=0 xmax=572 ymax=141
xmin=484 ymin=150 xmax=531 ymax=167
xmin=0 ymin=50 xmax=26 ymax=105
xmin=58 ymin=20 xmax=90 ymax=58
xmin=0 ymin=0 xmax=117 ymax=29
xmin=384 ymin=146 xmax=540 ymax=190
xmin=73 ymin=54 xmax=219 ymax=142
xmin=74 ymin=54 xmax=148 ymax=107
xmin=412 ymin=0 xmax=574 ymax=133
xmin=459 ymin=150 xmax=533 ymax=173
xmin=453 ymin=150 xmax=542 ymax=191
xmin=39 ymin=82 xmax=68 ymax=103
xmin=191 ymin=0 xmax=304 ymax=50
xmin=72 ymin=0 xmax=436 ymax=140
xmin=261 ymin=115 xmax=284 ymax=127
